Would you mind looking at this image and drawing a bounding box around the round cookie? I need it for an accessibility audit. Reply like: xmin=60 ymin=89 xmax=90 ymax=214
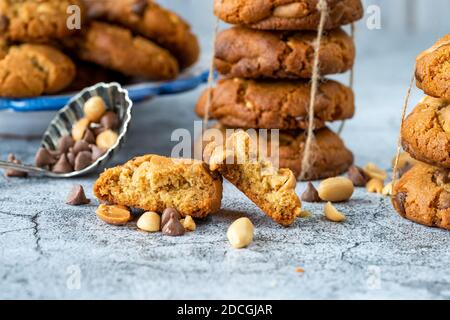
xmin=196 ymin=78 xmax=355 ymax=129
xmin=215 ymin=27 xmax=355 ymax=79
xmin=0 ymin=43 xmax=76 ymax=98
xmin=214 ymin=0 xmax=363 ymax=30
xmin=201 ymin=124 xmax=354 ymax=180
xmin=0 ymin=0 xmax=85 ymax=42
xmin=401 ymin=96 xmax=450 ymax=168
xmin=392 ymin=163 xmax=450 ymax=230
xmin=84 ymin=0 xmax=199 ymax=68
xmin=64 ymin=22 xmax=179 ymax=80
xmin=416 ymin=34 xmax=450 ymax=100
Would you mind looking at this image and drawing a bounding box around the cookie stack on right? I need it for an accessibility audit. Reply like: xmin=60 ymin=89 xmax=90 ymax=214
xmin=196 ymin=0 xmax=364 ymax=180
xmin=393 ymin=34 xmax=450 ymax=230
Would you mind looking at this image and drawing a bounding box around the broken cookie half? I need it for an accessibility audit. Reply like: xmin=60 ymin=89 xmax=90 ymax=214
xmin=94 ymin=155 xmax=223 ymax=218
xmin=205 ymin=130 xmax=302 ymax=226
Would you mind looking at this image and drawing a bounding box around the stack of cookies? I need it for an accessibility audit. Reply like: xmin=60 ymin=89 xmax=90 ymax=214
xmin=0 ymin=0 xmax=199 ymax=98
xmin=393 ymin=34 xmax=450 ymax=230
xmin=196 ymin=0 xmax=363 ymax=180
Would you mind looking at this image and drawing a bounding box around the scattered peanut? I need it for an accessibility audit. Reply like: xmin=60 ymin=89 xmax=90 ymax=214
xmin=84 ymin=96 xmax=107 ymax=122
xmin=363 ymin=163 xmax=388 ymax=181
xmin=318 ymin=177 xmax=354 ymax=202
xmin=72 ymin=118 xmax=90 ymax=141
xmin=382 ymin=181 xmax=393 ymax=196
xmin=227 ymin=217 xmax=254 ymax=249
xmin=96 ymin=129 xmax=118 ymax=150
xmin=297 ymin=210 xmax=312 ymax=218
xmin=324 ymin=202 xmax=346 ymax=222
xmin=96 ymin=204 xmax=131 ymax=225
xmin=182 ymin=215 xmax=196 ymax=231
xmin=137 ymin=211 xmax=161 ymax=232
xmin=366 ymin=178 xmax=384 ymax=194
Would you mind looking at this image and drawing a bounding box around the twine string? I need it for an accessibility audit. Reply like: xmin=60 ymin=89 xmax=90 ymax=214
xmin=299 ymin=0 xmax=329 ymax=180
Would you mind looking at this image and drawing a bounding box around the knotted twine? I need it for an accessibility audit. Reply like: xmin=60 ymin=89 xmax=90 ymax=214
xmin=299 ymin=0 xmax=329 ymax=180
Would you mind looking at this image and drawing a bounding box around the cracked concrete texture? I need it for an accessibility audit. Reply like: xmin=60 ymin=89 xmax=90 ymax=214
xmin=1 ymin=40 xmax=450 ymax=300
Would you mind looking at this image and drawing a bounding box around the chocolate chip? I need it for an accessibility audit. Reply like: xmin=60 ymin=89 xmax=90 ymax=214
xmin=393 ymin=192 xmax=407 ymax=215
xmin=67 ymin=149 xmax=76 ymax=166
xmin=301 ymin=182 xmax=321 ymax=202
xmin=434 ymin=169 xmax=450 ymax=185
xmin=35 ymin=147 xmax=57 ymax=168
xmin=66 ymin=185 xmax=90 ymax=206
xmin=100 ymin=111 xmax=120 ymax=130
xmin=74 ymin=151 xmax=93 ymax=171
xmin=72 ymin=140 xmax=90 ymax=155
xmin=347 ymin=165 xmax=368 ymax=187
xmin=437 ymin=192 xmax=450 ymax=210
xmin=131 ymin=0 xmax=148 ymax=15
xmin=162 ymin=218 xmax=185 ymax=237
xmin=0 ymin=15 xmax=9 ymax=32
xmin=58 ymin=135 xmax=75 ymax=153
xmin=4 ymin=154 xmax=27 ymax=178
xmin=92 ymin=126 xmax=107 ymax=136
xmin=52 ymin=154 xmax=73 ymax=173
xmin=161 ymin=207 xmax=180 ymax=227
xmin=90 ymin=145 xmax=106 ymax=161
xmin=82 ymin=129 xmax=96 ymax=145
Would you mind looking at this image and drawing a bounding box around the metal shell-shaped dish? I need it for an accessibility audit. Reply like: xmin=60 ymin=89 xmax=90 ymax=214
xmin=40 ymin=82 xmax=133 ymax=178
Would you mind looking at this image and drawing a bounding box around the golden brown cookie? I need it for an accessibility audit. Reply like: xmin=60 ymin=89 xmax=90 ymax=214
xmin=401 ymin=96 xmax=450 ymax=168
xmin=94 ymin=155 xmax=223 ymax=219
xmin=0 ymin=0 xmax=85 ymax=42
xmin=0 ymin=43 xmax=76 ymax=98
xmin=215 ymin=27 xmax=355 ymax=79
xmin=205 ymin=130 xmax=302 ymax=226
xmin=196 ymin=78 xmax=354 ymax=129
xmin=392 ymin=163 xmax=450 ymax=230
xmin=416 ymin=34 xmax=450 ymax=100
xmin=214 ymin=0 xmax=363 ymax=30
xmin=84 ymin=0 xmax=199 ymax=68
xmin=201 ymin=124 xmax=354 ymax=180
xmin=64 ymin=21 xmax=179 ymax=80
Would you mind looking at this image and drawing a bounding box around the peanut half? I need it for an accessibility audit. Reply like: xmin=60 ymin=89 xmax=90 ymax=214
xmin=137 ymin=211 xmax=161 ymax=232
xmin=324 ymin=202 xmax=346 ymax=222
xmin=96 ymin=204 xmax=131 ymax=225
xmin=182 ymin=215 xmax=196 ymax=231
xmin=227 ymin=217 xmax=254 ymax=249
xmin=84 ymin=96 xmax=107 ymax=122
xmin=366 ymin=178 xmax=384 ymax=194
xmin=72 ymin=118 xmax=90 ymax=141
xmin=318 ymin=177 xmax=354 ymax=202
xmin=382 ymin=181 xmax=393 ymax=196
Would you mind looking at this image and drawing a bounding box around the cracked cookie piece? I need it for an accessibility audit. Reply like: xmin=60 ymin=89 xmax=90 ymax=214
xmin=215 ymin=27 xmax=355 ymax=79
xmin=93 ymin=155 xmax=223 ymax=219
xmin=64 ymin=22 xmax=179 ymax=80
xmin=214 ymin=0 xmax=363 ymax=30
xmin=201 ymin=124 xmax=353 ymax=180
xmin=205 ymin=130 xmax=301 ymax=226
xmin=392 ymin=163 xmax=450 ymax=230
xmin=0 ymin=0 xmax=85 ymax=42
xmin=196 ymin=78 xmax=354 ymax=130
xmin=402 ymin=96 xmax=450 ymax=168
xmin=416 ymin=34 xmax=450 ymax=100
xmin=0 ymin=43 xmax=75 ymax=97
xmin=83 ymin=0 xmax=199 ymax=68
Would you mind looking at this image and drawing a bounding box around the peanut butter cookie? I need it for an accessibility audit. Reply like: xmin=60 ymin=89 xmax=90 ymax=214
xmin=94 ymin=155 xmax=223 ymax=219
xmin=214 ymin=0 xmax=363 ymax=30
xmin=84 ymin=0 xmax=199 ymax=68
xmin=196 ymin=78 xmax=354 ymax=130
xmin=215 ymin=27 xmax=355 ymax=79
xmin=392 ymin=163 xmax=450 ymax=230
xmin=402 ymin=96 xmax=450 ymax=168
xmin=0 ymin=43 xmax=75 ymax=97
xmin=205 ymin=130 xmax=302 ymax=226
xmin=416 ymin=34 xmax=450 ymax=100
xmin=64 ymin=22 xmax=179 ymax=80
xmin=0 ymin=0 xmax=85 ymax=42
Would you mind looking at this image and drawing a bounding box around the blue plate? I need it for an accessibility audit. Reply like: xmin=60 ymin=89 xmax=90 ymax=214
xmin=0 ymin=68 xmax=209 ymax=112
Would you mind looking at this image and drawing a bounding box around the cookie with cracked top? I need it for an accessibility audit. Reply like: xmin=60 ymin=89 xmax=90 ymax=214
xmin=215 ymin=27 xmax=355 ymax=79
xmin=214 ymin=0 xmax=364 ymax=30
xmin=392 ymin=163 xmax=450 ymax=230
xmin=196 ymin=78 xmax=354 ymax=130
xmin=415 ymin=34 xmax=450 ymax=100
xmin=401 ymin=96 xmax=450 ymax=168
